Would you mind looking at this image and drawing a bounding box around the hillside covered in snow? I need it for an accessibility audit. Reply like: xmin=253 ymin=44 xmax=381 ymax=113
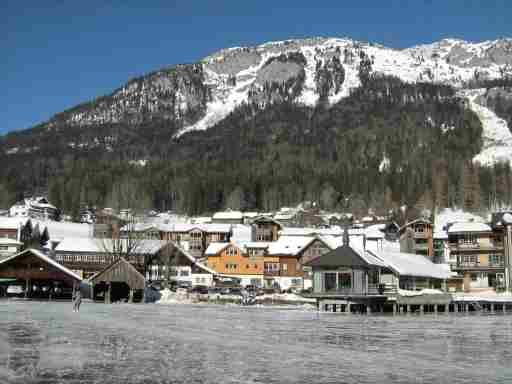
xmin=1 ymin=36 xmax=512 ymax=215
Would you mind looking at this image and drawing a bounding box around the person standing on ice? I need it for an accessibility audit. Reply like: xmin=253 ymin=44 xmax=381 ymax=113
xmin=72 ymin=289 xmax=82 ymax=312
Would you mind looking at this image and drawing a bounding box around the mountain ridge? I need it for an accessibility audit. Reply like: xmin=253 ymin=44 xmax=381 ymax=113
xmin=2 ymin=36 xmax=512 ymax=216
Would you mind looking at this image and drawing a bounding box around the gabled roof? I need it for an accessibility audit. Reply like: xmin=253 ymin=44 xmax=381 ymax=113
xmin=55 ymin=237 xmax=168 ymax=254
xmin=204 ymin=242 xmax=231 ymax=256
xmin=368 ymin=249 xmax=452 ymax=279
xmin=174 ymin=243 xmax=217 ymax=275
xmin=268 ymin=236 xmax=331 ymax=256
xmin=88 ymin=257 xmax=145 ymax=290
xmin=0 ymin=248 xmax=82 ymax=281
xmin=212 ymin=211 xmax=243 ymax=220
xmin=399 ymin=218 xmax=432 ymax=232
xmin=305 ymin=245 xmax=384 ymax=268
xmin=447 ymin=222 xmax=492 ymax=234
xmin=120 ymin=222 xmax=160 ymax=232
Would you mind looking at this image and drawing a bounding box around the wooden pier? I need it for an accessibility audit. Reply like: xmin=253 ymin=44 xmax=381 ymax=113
xmin=315 ymin=294 xmax=512 ymax=314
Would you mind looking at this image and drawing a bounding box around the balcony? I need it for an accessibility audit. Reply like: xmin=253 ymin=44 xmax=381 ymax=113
xmin=454 ymin=261 xmax=504 ymax=270
xmin=306 ymin=284 xmax=397 ymax=298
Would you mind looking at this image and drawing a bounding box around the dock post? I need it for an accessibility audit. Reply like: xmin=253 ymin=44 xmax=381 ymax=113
xmin=491 ymin=303 xmax=495 ymax=313
xmin=345 ymin=303 xmax=351 ymax=314
xmin=128 ymin=289 xmax=134 ymax=303
xmin=504 ymin=303 xmax=507 ymax=313
xmin=393 ymin=304 xmax=397 ymax=315
xmin=367 ymin=304 xmax=372 ymax=314
xmin=434 ymin=304 xmax=438 ymax=314
xmin=420 ymin=305 xmax=424 ymax=315
xmin=406 ymin=304 xmax=411 ymax=314
xmin=454 ymin=303 xmax=458 ymax=313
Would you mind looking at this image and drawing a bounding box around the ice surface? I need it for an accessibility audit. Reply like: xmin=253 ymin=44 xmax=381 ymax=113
xmin=1 ymin=301 xmax=512 ymax=383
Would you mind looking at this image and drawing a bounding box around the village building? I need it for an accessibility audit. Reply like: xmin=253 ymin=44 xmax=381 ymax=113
xmin=251 ymin=216 xmax=282 ymax=242
xmin=242 ymin=212 xmax=259 ymax=225
xmin=53 ymin=237 xmax=169 ymax=279
xmin=0 ymin=248 xmax=82 ymax=299
xmin=273 ymin=208 xmax=298 ymax=227
xmin=205 ymin=242 xmax=264 ymax=287
xmin=159 ymin=223 xmax=232 ymax=258
xmin=205 ymin=235 xmax=334 ymax=290
xmin=433 ymin=229 xmax=450 ymax=265
xmin=305 ymin=234 xmax=453 ymax=312
xmin=88 ymin=258 xmax=146 ymax=303
xmin=448 ymin=222 xmax=505 ymax=292
xmin=0 ymin=238 xmax=23 ymax=259
xmin=399 ymin=218 xmax=434 ymax=258
xmin=211 ymin=211 xmax=244 ymax=224
xmin=119 ymin=222 xmax=161 ymax=240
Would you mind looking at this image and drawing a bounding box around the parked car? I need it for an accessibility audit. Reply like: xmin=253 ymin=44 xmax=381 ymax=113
xmin=177 ymin=281 xmax=192 ymax=290
xmin=300 ymin=287 xmax=313 ymax=295
xmin=190 ymin=285 xmax=209 ymax=294
xmin=6 ymin=285 xmax=25 ymax=298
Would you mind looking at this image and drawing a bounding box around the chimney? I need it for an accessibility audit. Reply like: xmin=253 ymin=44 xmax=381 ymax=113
xmin=343 ymin=226 xmax=349 ymax=246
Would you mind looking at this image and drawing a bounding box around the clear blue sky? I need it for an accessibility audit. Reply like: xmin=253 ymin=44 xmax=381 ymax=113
xmin=2 ymin=0 xmax=511 ymax=134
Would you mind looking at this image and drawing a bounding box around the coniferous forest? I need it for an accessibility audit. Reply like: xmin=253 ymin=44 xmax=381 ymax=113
xmin=2 ymin=73 xmax=512 ymax=219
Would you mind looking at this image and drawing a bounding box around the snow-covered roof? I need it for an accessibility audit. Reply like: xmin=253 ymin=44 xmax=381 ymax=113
xmin=243 ymin=242 xmax=270 ymax=249
xmin=191 ymin=216 xmax=212 ymax=224
xmin=273 ymin=213 xmax=295 ymax=221
xmin=268 ymin=236 xmax=324 ymax=256
xmin=368 ymin=249 xmax=452 ymax=279
xmin=212 ymin=211 xmax=243 ymax=220
xmin=173 ymin=244 xmax=217 ymax=275
xmin=435 ymin=208 xmax=486 ymax=230
xmin=204 ymin=242 xmax=230 ymax=256
xmin=447 ymin=222 xmax=492 ymax=234
xmin=280 ymin=227 xmax=343 ymax=237
xmin=33 ymin=220 xmax=92 ymax=241
xmin=0 ymin=248 xmax=82 ymax=281
xmin=0 ymin=217 xmax=29 ymax=230
xmin=55 ymin=237 xmax=167 ymax=254
xmin=364 ymin=225 xmax=385 ymax=239
xmin=230 ymin=224 xmax=252 ymax=246
xmin=433 ymin=230 xmax=449 ymax=240
xmin=157 ymin=223 xmax=232 ymax=234
xmin=120 ymin=222 xmax=159 ymax=232
xmin=242 ymin=212 xmax=259 ymax=218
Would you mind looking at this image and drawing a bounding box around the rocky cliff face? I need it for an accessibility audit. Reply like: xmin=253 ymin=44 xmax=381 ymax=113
xmin=3 ymin=36 xmax=512 ymax=157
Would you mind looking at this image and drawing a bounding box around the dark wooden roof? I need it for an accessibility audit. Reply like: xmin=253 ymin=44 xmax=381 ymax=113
xmin=305 ymin=245 xmax=380 ymax=269
xmin=89 ymin=257 xmax=145 ymax=290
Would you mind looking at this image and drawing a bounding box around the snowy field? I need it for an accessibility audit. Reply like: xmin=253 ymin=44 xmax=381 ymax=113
xmin=1 ymin=301 xmax=512 ymax=383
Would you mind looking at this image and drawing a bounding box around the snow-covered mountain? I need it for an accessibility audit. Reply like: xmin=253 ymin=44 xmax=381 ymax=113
xmin=5 ymin=36 xmax=512 ymax=163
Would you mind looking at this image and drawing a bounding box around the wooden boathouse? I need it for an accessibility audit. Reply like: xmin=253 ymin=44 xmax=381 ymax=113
xmin=88 ymin=257 xmax=146 ymax=303
xmin=304 ymin=231 xmax=454 ymax=313
xmin=0 ymin=248 xmax=82 ymax=299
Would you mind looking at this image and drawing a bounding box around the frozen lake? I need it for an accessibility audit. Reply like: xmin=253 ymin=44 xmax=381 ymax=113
xmin=1 ymin=301 xmax=511 ymax=384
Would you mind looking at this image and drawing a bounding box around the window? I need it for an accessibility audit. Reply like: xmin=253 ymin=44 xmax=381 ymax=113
xmin=325 ymin=273 xmax=337 ymax=292
xmin=414 ymin=225 xmax=424 ymax=233
xmin=471 ymin=273 xmax=478 ymax=282
xmin=281 ymin=263 xmax=288 ymax=272
xmin=226 ymin=247 xmax=237 ymax=257
xmin=180 ymin=270 xmax=189 ymax=277
xmin=460 ymin=234 xmax=477 ymax=245
xmin=338 ymin=272 xmax=351 ymax=289
xmin=489 ymin=254 xmax=504 ymax=266
xmin=462 ymin=255 xmax=478 ymax=265
xmin=264 ymin=263 xmax=279 ymax=273
xmin=225 ymin=263 xmax=237 ymax=270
